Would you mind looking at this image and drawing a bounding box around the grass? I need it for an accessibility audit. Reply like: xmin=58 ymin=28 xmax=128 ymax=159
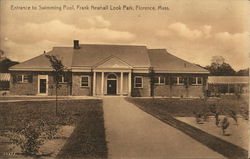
xmin=127 ymin=96 xmax=248 ymax=117
xmin=0 ymin=100 xmax=108 ymax=159
xmin=126 ymin=97 xmax=248 ymax=159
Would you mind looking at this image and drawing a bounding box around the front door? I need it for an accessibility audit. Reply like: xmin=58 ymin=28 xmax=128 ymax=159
xmin=38 ymin=75 xmax=48 ymax=95
xmin=39 ymin=79 xmax=47 ymax=94
xmin=107 ymin=80 xmax=116 ymax=95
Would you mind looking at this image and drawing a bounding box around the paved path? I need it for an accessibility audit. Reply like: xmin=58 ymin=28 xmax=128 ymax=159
xmin=103 ymin=97 xmax=226 ymax=159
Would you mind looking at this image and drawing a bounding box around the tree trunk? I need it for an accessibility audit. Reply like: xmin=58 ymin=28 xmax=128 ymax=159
xmin=56 ymin=84 xmax=58 ymax=115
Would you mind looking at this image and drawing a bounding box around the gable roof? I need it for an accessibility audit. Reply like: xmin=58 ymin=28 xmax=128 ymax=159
xmin=94 ymin=55 xmax=132 ymax=69
xmin=148 ymin=49 xmax=209 ymax=74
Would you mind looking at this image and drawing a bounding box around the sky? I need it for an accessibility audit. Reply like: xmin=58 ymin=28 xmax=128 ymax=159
xmin=0 ymin=0 xmax=249 ymax=70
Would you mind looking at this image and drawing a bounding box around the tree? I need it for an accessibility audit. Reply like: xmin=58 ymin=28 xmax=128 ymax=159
xmin=236 ymin=68 xmax=249 ymax=76
xmin=205 ymin=56 xmax=236 ymax=76
xmin=149 ymin=67 xmax=156 ymax=97
xmin=45 ymin=55 xmax=65 ymax=115
xmin=0 ymin=58 xmax=19 ymax=73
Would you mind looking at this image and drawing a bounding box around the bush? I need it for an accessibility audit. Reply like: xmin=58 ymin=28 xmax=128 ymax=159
xmin=4 ymin=119 xmax=59 ymax=156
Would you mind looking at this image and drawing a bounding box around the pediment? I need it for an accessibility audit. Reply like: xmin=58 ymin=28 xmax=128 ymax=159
xmin=94 ymin=56 xmax=132 ymax=69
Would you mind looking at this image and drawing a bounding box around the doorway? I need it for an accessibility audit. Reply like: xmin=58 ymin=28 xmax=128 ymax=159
xmin=107 ymin=80 xmax=117 ymax=95
xmin=38 ymin=75 xmax=48 ymax=95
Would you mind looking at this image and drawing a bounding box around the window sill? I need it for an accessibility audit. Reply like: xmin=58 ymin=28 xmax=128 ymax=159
xmin=80 ymin=86 xmax=89 ymax=88
xmin=155 ymin=83 xmax=165 ymax=85
xmin=134 ymin=87 xmax=143 ymax=89
xmin=17 ymin=82 xmax=29 ymax=84
xmin=191 ymin=84 xmax=203 ymax=86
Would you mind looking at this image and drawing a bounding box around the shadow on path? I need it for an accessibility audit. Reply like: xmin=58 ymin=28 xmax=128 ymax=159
xmin=128 ymin=99 xmax=248 ymax=159
xmin=56 ymin=105 xmax=107 ymax=159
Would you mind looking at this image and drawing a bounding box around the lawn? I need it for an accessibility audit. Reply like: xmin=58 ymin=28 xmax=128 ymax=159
xmin=127 ymin=96 xmax=248 ymax=117
xmin=126 ymin=97 xmax=248 ymax=159
xmin=0 ymin=99 xmax=108 ymax=159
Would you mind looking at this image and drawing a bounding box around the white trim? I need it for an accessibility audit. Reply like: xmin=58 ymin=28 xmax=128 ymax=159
xmin=173 ymin=76 xmax=184 ymax=85
xmin=120 ymin=72 xmax=123 ymax=96
xmin=16 ymin=74 xmax=29 ymax=83
xmin=37 ymin=75 xmax=48 ymax=95
xmin=93 ymin=55 xmax=133 ymax=69
xmin=191 ymin=77 xmax=203 ymax=85
xmin=128 ymin=72 xmax=132 ymax=96
xmin=80 ymin=75 xmax=90 ymax=88
xmin=101 ymin=72 xmax=104 ymax=95
xmin=155 ymin=76 xmax=165 ymax=85
xmin=10 ymin=68 xmax=53 ymax=71
xmin=134 ymin=76 xmax=143 ymax=88
xmin=58 ymin=75 xmax=68 ymax=83
xmin=93 ymin=72 xmax=96 ymax=96
xmin=94 ymin=69 xmax=131 ymax=72
xmin=153 ymin=70 xmax=209 ymax=74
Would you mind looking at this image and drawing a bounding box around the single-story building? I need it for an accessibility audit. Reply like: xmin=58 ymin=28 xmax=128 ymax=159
xmin=9 ymin=40 xmax=209 ymax=97
xmin=207 ymin=76 xmax=249 ymax=96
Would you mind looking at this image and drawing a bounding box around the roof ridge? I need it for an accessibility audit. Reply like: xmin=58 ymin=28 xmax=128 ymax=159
xmin=79 ymin=44 xmax=147 ymax=47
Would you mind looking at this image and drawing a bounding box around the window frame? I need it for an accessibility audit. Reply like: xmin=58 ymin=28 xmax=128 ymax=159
xmin=80 ymin=75 xmax=90 ymax=88
xmin=134 ymin=76 xmax=143 ymax=88
xmin=58 ymin=75 xmax=68 ymax=83
xmin=174 ymin=77 xmax=185 ymax=85
xmin=155 ymin=76 xmax=165 ymax=85
xmin=192 ymin=77 xmax=203 ymax=85
xmin=17 ymin=75 xmax=29 ymax=83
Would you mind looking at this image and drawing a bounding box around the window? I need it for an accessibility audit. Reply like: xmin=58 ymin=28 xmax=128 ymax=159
xmin=134 ymin=76 xmax=143 ymax=88
xmin=16 ymin=75 xmax=29 ymax=83
xmin=154 ymin=76 xmax=165 ymax=85
xmin=174 ymin=77 xmax=185 ymax=85
xmin=192 ymin=77 xmax=203 ymax=85
xmin=58 ymin=75 xmax=69 ymax=83
xmin=81 ymin=76 xmax=89 ymax=87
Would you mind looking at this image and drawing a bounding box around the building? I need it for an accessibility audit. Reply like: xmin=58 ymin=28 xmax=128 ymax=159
xmin=207 ymin=76 xmax=249 ymax=96
xmin=0 ymin=73 xmax=10 ymax=90
xmin=9 ymin=41 xmax=209 ymax=97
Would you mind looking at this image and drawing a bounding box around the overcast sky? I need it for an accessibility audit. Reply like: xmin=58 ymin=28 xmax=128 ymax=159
xmin=0 ymin=0 xmax=249 ymax=70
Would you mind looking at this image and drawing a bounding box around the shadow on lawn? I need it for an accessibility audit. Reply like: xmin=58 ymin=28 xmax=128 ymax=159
xmin=56 ymin=103 xmax=108 ymax=159
xmin=127 ymin=98 xmax=248 ymax=159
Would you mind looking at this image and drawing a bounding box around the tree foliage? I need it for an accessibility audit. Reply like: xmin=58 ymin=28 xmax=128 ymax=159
xmin=205 ymin=56 xmax=236 ymax=76
xmin=0 ymin=58 xmax=19 ymax=73
xmin=45 ymin=55 xmax=66 ymax=115
xmin=236 ymin=68 xmax=249 ymax=76
xmin=4 ymin=119 xmax=59 ymax=156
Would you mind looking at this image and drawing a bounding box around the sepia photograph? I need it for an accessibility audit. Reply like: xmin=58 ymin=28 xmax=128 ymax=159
xmin=0 ymin=0 xmax=249 ymax=158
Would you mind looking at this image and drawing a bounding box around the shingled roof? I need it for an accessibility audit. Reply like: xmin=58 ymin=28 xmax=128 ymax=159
xmin=148 ymin=49 xmax=209 ymax=73
xmin=10 ymin=43 xmax=209 ymax=74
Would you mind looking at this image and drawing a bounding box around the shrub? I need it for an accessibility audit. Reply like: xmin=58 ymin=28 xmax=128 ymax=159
xmin=4 ymin=119 xmax=59 ymax=156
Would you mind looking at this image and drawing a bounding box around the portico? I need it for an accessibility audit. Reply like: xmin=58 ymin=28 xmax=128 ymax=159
xmin=92 ymin=71 xmax=132 ymax=96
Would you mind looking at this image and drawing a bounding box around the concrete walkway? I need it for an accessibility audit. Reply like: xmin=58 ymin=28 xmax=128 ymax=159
xmin=103 ymin=97 xmax=226 ymax=159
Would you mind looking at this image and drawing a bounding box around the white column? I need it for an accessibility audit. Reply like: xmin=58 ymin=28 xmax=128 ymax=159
xmin=93 ymin=71 xmax=96 ymax=96
xmin=101 ymin=72 xmax=104 ymax=95
xmin=128 ymin=72 xmax=131 ymax=96
xmin=120 ymin=72 xmax=123 ymax=96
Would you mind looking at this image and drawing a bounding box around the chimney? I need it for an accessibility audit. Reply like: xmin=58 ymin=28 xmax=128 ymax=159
xmin=73 ymin=40 xmax=80 ymax=49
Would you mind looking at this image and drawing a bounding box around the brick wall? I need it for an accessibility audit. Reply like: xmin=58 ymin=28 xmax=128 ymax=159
xmin=72 ymin=72 xmax=92 ymax=96
xmin=10 ymin=72 xmax=38 ymax=95
xmin=154 ymin=85 xmax=205 ymax=97
xmin=132 ymin=73 xmax=151 ymax=97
